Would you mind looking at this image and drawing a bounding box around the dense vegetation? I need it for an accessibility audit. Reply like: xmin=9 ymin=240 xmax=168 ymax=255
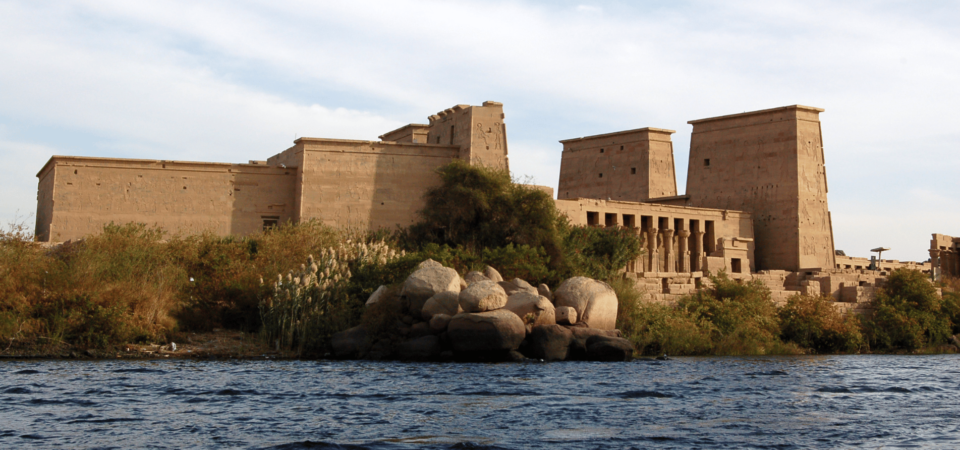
xmin=1 ymin=160 xmax=957 ymax=357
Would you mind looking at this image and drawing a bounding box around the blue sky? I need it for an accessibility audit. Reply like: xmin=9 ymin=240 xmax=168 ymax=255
xmin=1 ymin=0 xmax=958 ymax=261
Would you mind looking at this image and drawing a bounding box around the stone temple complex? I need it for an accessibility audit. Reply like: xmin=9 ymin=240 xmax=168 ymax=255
xmin=35 ymin=101 xmax=950 ymax=310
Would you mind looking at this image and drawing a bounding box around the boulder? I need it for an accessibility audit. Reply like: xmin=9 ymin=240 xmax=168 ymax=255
xmin=459 ymin=277 xmax=468 ymax=290
xmin=421 ymin=291 xmax=462 ymax=321
xmin=537 ymin=283 xmax=553 ymax=301
xmin=330 ymin=326 xmax=370 ymax=359
xmin=585 ymin=335 xmax=634 ymax=362
xmin=397 ymin=335 xmax=441 ymax=361
xmin=499 ymin=278 xmax=538 ymax=296
xmin=464 ymin=271 xmax=490 ymax=285
xmin=556 ymin=306 xmax=577 ymax=325
xmin=401 ymin=260 xmax=461 ymax=318
xmin=458 ymin=280 xmax=508 ymax=313
xmin=447 ymin=310 xmax=526 ymax=353
xmin=430 ymin=313 xmax=452 ymax=332
xmin=553 ymin=277 xmax=618 ymax=330
xmin=522 ymin=324 xmax=573 ymax=361
xmin=409 ymin=321 xmax=434 ymax=339
xmin=365 ymin=285 xmax=388 ymax=307
xmin=483 ymin=265 xmax=504 ymax=282
xmin=503 ymin=291 xmax=556 ymax=326
xmin=565 ymin=326 xmax=623 ymax=360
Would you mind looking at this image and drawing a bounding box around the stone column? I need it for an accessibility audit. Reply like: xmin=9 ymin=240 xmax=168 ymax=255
xmin=663 ymin=228 xmax=675 ymax=274
xmin=678 ymin=230 xmax=691 ymax=273
xmin=930 ymin=249 xmax=941 ymax=280
xmin=692 ymin=231 xmax=705 ymax=272
xmin=630 ymin=227 xmax=642 ymax=273
xmin=647 ymin=227 xmax=659 ymax=275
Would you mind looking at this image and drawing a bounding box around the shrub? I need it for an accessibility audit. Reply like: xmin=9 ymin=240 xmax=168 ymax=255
xmin=864 ymin=268 xmax=951 ymax=351
xmin=778 ymin=294 xmax=863 ymax=353
xmin=559 ymin=224 xmax=643 ymax=281
xmin=611 ymin=278 xmax=714 ymax=356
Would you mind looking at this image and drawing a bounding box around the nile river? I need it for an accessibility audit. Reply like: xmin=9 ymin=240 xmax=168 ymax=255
xmin=1 ymin=355 xmax=958 ymax=448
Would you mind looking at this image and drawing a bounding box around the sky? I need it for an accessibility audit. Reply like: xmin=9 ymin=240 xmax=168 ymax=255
xmin=1 ymin=0 xmax=958 ymax=262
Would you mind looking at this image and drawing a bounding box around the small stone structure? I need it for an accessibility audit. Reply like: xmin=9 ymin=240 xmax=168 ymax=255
xmin=930 ymin=234 xmax=960 ymax=280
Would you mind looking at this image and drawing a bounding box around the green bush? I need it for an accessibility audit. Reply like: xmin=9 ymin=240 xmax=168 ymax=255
xmin=559 ymin=225 xmax=642 ymax=281
xmin=778 ymin=294 xmax=863 ymax=353
xmin=865 ymin=268 xmax=952 ymax=351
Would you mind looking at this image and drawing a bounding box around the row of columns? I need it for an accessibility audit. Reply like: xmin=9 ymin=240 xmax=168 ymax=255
xmin=631 ymin=227 xmax=708 ymax=274
xmin=931 ymin=249 xmax=959 ymax=279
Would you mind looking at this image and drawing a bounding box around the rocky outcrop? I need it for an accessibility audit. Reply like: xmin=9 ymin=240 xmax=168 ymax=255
xmin=397 ymin=335 xmax=441 ymax=361
xmin=401 ymin=259 xmax=461 ymax=318
xmin=331 ymin=326 xmax=370 ymax=359
xmin=499 ymin=278 xmax=538 ymax=296
xmin=555 ymin=306 xmax=577 ymax=325
xmin=504 ymin=291 xmax=556 ymax=326
xmin=483 ymin=265 xmax=504 ymax=283
xmin=538 ymin=283 xmax=553 ymax=301
xmin=430 ymin=313 xmax=452 ymax=332
xmin=585 ymin=335 xmax=634 ymax=362
xmin=553 ymin=277 xmax=618 ymax=330
xmin=522 ymin=324 xmax=573 ymax=361
xmin=566 ymin=327 xmax=623 ymax=360
xmin=447 ymin=310 xmax=526 ymax=353
xmin=458 ymin=280 xmax=508 ymax=313
xmin=421 ymin=291 xmax=461 ymax=321
xmin=365 ymin=285 xmax=389 ymax=307
xmin=464 ymin=271 xmax=489 ymax=285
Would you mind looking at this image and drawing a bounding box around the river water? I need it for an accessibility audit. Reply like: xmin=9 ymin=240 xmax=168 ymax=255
xmin=0 ymin=355 xmax=957 ymax=449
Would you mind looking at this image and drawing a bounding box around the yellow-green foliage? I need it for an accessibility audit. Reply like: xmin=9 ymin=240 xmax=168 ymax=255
xmin=0 ymin=222 xmax=188 ymax=349
xmin=778 ymin=294 xmax=864 ymax=353
xmin=259 ymin=238 xmax=406 ymax=356
xmin=865 ymin=268 xmax=952 ymax=351
xmin=615 ymin=273 xmax=801 ymax=356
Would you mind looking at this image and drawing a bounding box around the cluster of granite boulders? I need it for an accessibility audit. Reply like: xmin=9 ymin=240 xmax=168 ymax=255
xmin=330 ymin=259 xmax=635 ymax=362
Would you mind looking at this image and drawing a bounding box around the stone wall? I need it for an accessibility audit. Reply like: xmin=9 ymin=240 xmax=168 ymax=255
xmin=35 ymin=156 xmax=296 ymax=242
xmin=930 ymin=233 xmax=960 ymax=279
xmin=685 ymin=105 xmax=835 ymax=272
xmin=557 ymin=127 xmax=677 ymax=202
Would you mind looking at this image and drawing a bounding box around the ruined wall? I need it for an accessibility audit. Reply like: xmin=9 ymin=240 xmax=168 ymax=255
xmin=35 ymin=156 xmax=296 ymax=241
xmin=931 ymin=233 xmax=960 ymax=278
xmin=294 ymin=138 xmax=460 ymax=230
xmin=426 ymin=102 xmax=509 ymax=171
xmin=557 ymin=128 xmax=677 ymax=202
xmin=685 ymin=105 xmax=835 ymax=272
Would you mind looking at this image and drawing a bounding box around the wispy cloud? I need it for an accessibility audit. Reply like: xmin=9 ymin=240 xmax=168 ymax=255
xmin=0 ymin=0 xmax=958 ymax=260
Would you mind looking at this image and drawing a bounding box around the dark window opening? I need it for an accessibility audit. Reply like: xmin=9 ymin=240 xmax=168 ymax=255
xmin=598 ymin=173 xmax=603 ymax=178
xmin=587 ymin=211 xmax=600 ymax=226
xmin=731 ymin=258 xmax=742 ymax=273
xmin=622 ymin=214 xmax=636 ymax=228
xmin=600 ymin=148 xmax=604 ymax=153
xmin=74 ymin=170 xmax=77 ymax=174
xmin=262 ymin=216 xmax=280 ymax=231
xmin=631 ymin=167 xmax=636 ymax=174
xmin=450 ymin=125 xmax=455 ymax=145
xmin=436 ymin=135 xmax=441 ymax=144
xmin=605 ymin=213 xmax=617 ymax=227
xmin=704 ymin=159 xmax=710 ymax=166
xmin=620 ymin=145 xmax=624 ymax=150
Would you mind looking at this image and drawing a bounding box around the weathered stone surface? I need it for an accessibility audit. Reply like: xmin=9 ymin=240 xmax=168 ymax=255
xmin=401 ymin=261 xmax=461 ymax=318
xmin=464 ymin=271 xmax=490 ymax=285
xmin=447 ymin=310 xmax=526 ymax=353
xmin=397 ymin=335 xmax=441 ymax=361
xmin=553 ymin=277 xmax=618 ymax=330
xmin=565 ymin=326 xmax=623 ymax=360
xmin=458 ymin=280 xmax=508 ymax=313
xmin=483 ymin=265 xmax=503 ymax=283
xmin=430 ymin=313 xmax=452 ymax=332
xmin=417 ymin=259 xmax=444 ymax=270
xmin=555 ymin=306 xmax=577 ymax=325
xmin=365 ymin=285 xmax=388 ymax=307
xmin=522 ymin=324 xmax=573 ymax=361
xmin=585 ymin=335 xmax=634 ymax=362
xmin=538 ymin=283 xmax=553 ymax=301
xmin=409 ymin=321 xmax=434 ymax=339
xmin=330 ymin=326 xmax=370 ymax=359
xmin=503 ymin=292 xmax=556 ymax=326
xmin=499 ymin=279 xmax=538 ymax=296
xmin=421 ymin=291 xmax=462 ymax=321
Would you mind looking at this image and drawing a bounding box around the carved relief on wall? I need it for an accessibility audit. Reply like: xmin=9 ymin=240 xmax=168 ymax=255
xmin=475 ymin=122 xmax=504 ymax=150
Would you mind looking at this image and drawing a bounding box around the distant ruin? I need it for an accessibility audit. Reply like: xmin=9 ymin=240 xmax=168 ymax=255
xmin=35 ymin=101 xmax=951 ymax=311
